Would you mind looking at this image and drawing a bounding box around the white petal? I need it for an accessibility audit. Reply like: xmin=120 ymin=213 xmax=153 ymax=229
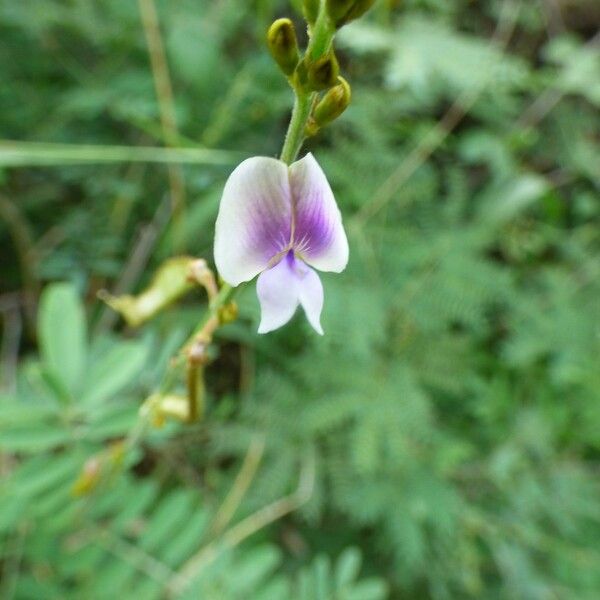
xmin=297 ymin=265 xmax=324 ymax=335
xmin=256 ymin=253 xmax=324 ymax=335
xmin=256 ymin=253 xmax=299 ymax=334
xmin=288 ymin=153 xmax=349 ymax=273
xmin=214 ymin=156 xmax=292 ymax=286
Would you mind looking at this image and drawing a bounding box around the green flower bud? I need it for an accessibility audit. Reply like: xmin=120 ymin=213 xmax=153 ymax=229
xmin=303 ymin=0 xmax=320 ymax=24
xmin=307 ymin=50 xmax=340 ymax=90
xmin=218 ymin=301 xmax=239 ymax=325
xmin=313 ymin=76 xmax=351 ymax=127
xmin=330 ymin=0 xmax=376 ymax=27
xmin=267 ymin=18 xmax=300 ymax=77
xmin=326 ymin=0 xmax=354 ymax=23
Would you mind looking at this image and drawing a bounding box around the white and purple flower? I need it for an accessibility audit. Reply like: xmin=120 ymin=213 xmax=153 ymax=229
xmin=214 ymin=153 xmax=349 ymax=334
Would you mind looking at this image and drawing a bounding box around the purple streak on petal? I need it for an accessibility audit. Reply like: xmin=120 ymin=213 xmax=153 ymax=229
xmin=288 ymin=153 xmax=349 ymax=273
xmin=256 ymin=251 xmax=324 ymax=334
xmin=214 ymin=157 xmax=292 ymax=286
xmin=248 ymin=180 xmax=292 ymax=259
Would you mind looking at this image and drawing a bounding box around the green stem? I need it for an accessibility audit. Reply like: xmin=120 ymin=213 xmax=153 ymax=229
xmin=279 ymin=92 xmax=314 ymax=165
xmin=308 ymin=7 xmax=334 ymax=60
xmin=183 ymin=282 xmax=238 ymax=354
xmin=186 ymin=363 xmax=203 ymax=422
xmin=209 ymin=282 xmax=237 ymax=312
xmin=160 ymin=282 xmax=241 ymax=394
xmin=138 ymin=2 xmax=335 ymax=419
xmin=279 ymin=2 xmax=337 ymax=165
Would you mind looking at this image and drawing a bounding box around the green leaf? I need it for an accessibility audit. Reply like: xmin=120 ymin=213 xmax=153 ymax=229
xmin=161 ymin=509 xmax=209 ymax=567
xmin=139 ymin=490 xmax=196 ymax=553
xmin=7 ymin=453 xmax=82 ymax=500
xmin=335 ymin=547 xmax=361 ymax=587
xmin=339 ymin=17 xmax=528 ymax=99
xmin=0 ymin=424 xmax=71 ymax=452
xmin=226 ymin=545 xmax=282 ymax=593
xmin=479 ymin=174 xmax=550 ymax=225
xmin=38 ymin=283 xmax=87 ymax=397
xmin=85 ymin=405 xmax=139 ymax=440
xmin=0 ymin=398 xmax=59 ymax=426
xmin=81 ymin=339 xmax=149 ymax=405
xmin=344 ymin=579 xmax=388 ymax=600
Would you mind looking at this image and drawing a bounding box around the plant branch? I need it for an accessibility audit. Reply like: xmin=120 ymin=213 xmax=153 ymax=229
xmin=138 ymin=0 xmax=187 ymax=248
xmin=279 ymin=1 xmax=338 ymax=165
xmin=209 ymin=435 xmax=266 ymax=537
xmin=166 ymin=450 xmax=315 ymax=597
xmin=0 ymin=140 xmax=241 ymax=167
xmin=0 ymin=194 xmax=39 ymax=334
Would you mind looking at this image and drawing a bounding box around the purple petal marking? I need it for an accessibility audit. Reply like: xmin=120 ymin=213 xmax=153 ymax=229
xmin=257 ymin=251 xmax=324 ymax=334
xmin=288 ymin=153 xmax=349 ymax=273
xmin=214 ymin=157 xmax=292 ymax=286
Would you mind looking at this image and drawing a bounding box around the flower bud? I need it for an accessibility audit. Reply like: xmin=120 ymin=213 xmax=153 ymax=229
xmin=72 ymin=457 xmax=102 ymax=496
xmin=313 ymin=76 xmax=351 ymax=129
xmin=307 ymin=50 xmax=340 ymax=90
xmin=71 ymin=442 xmax=124 ymax=497
xmin=326 ymin=0 xmax=354 ymax=23
xmin=144 ymin=392 xmax=191 ymax=425
xmin=160 ymin=394 xmax=193 ymax=423
xmin=329 ymin=0 xmax=376 ymax=27
xmin=218 ymin=301 xmax=239 ymax=324
xmin=303 ymin=0 xmax=320 ymax=24
xmin=267 ymin=18 xmax=300 ymax=77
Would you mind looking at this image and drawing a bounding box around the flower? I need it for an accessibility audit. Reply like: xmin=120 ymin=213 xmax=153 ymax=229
xmin=214 ymin=153 xmax=349 ymax=334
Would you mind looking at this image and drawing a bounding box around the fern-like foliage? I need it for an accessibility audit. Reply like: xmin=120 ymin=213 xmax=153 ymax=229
xmin=2 ymin=1 xmax=600 ymax=599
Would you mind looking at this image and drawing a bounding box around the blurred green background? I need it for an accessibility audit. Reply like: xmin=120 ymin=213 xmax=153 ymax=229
xmin=1 ymin=0 xmax=600 ymax=598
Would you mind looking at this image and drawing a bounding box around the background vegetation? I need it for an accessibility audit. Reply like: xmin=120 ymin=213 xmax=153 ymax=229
xmin=1 ymin=0 xmax=599 ymax=598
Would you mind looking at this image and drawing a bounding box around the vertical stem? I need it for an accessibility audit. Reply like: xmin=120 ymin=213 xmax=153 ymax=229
xmin=187 ymin=363 xmax=203 ymax=422
xmin=138 ymin=0 xmax=187 ymax=250
xmin=279 ymin=1 xmax=336 ymax=166
xmin=279 ymin=92 xmax=314 ymax=165
xmin=0 ymin=194 xmax=39 ymax=335
xmin=138 ymin=0 xmax=179 ymax=141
